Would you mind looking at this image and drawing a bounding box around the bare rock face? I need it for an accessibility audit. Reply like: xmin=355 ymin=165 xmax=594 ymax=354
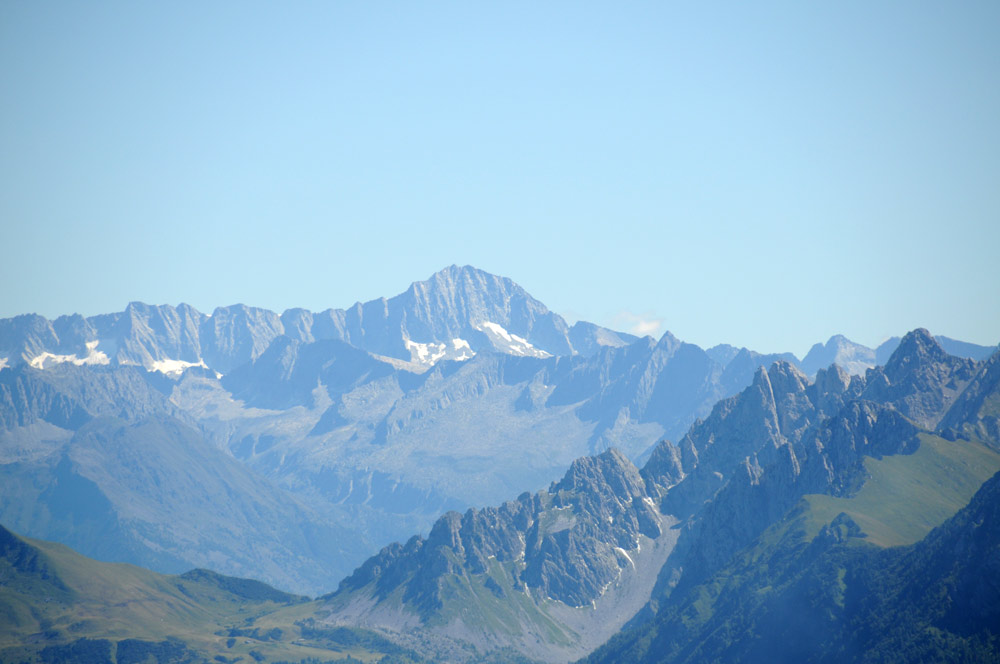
xmin=108 ymin=302 xmax=205 ymax=367
xmin=801 ymin=334 xmax=877 ymax=377
xmin=664 ymin=399 xmax=921 ymax=597
xmin=199 ymin=304 xmax=285 ymax=374
xmin=0 ymin=366 xmax=90 ymax=430
xmin=861 ymin=328 xmax=977 ymax=429
xmin=653 ymin=360 xmax=856 ymax=520
xmin=0 ymin=314 xmax=61 ymax=362
xmin=333 ymin=447 xmax=661 ymax=613
xmin=801 ymin=400 xmax=921 ymax=495
xmin=938 ymin=349 xmax=1000 ymax=447
xmin=640 ymin=440 xmax=685 ymax=495
xmin=523 ymin=449 xmax=661 ymax=607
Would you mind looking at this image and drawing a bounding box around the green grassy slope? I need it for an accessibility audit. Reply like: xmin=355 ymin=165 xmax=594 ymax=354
xmin=0 ymin=524 xmax=423 ymax=664
xmin=803 ymin=433 xmax=1000 ymax=546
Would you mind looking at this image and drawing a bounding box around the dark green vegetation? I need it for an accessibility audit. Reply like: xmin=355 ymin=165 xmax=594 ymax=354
xmin=0 ymin=523 xmax=424 ymax=663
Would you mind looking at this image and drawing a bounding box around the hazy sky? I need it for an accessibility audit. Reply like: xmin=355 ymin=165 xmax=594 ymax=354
xmin=2 ymin=2 xmax=998 ymax=357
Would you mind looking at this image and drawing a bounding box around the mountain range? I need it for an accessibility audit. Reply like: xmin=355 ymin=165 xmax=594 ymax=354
xmin=307 ymin=329 xmax=1000 ymax=662
xmin=1 ymin=266 xmax=998 ymax=663
xmin=2 ymin=325 xmax=997 ymax=663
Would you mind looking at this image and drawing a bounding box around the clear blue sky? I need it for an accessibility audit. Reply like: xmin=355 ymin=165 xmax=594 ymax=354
xmin=2 ymin=1 xmax=998 ymax=357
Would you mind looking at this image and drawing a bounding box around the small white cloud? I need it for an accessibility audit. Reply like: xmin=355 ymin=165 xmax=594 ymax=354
xmin=632 ymin=319 xmax=663 ymax=336
xmin=611 ymin=311 xmax=664 ymax=338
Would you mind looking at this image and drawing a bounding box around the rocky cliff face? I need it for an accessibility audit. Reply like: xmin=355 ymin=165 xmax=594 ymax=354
xmin=0 ymin=367 xmax=90 ymax=430
xmin=937 ymin=348 xmax=1000 ymax=447
xmin=861 ymin=328 xmax=977 ymax=428
xmin=331 ymin=448 xmax=662 ymax=611
xmin=0 ymin=314 xmax=62 ymax=362
xmin=650 ymin=361 xmax=861 ymax=519
xmin=801 ymin=334 xmax=877 ymax=377
xmin=104 ymin=302 xmax=205 ymax=367
xmin=198 ymin=304 xmax=284 ymax=374
xmin=667 ymin=399 xmax=922 ymax=597
xmin=322 ymin=447 xmax=676 ymax=662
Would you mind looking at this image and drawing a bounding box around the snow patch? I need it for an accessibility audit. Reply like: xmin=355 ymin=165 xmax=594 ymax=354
xmin=614 ymin=546 xmax=635 ymax=569
xmin=405 ymin=339 xmax=446 ymax=365
xmin=150 ymin=358 xmax=209 ymax=376
xmin=28 ymin=340 xmax=110 ymax=369
xmin=404 ymin=337 xmax=475 ymax=367
xmin=473 ymin=321 xmax=551 ymax=358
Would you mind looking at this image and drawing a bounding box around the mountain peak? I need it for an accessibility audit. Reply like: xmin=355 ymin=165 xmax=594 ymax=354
xmin=431 ymin=263 xmax=495 ymax=281
xmin=414 ymin=265 xmax=540 ymax=304
xmin=865 ymin=327 xmax=978 ymax=428
xmin=884 ymin=328 xmax=948 ymax=379
xmin=766 ymin=360 xmax=809 ymax=395
xmin=656 ymin=329 xmax=682 ymax=352
xmin=553 ymin=446 xmax=641 ymax=495
xmin=383 ymin=265 xmax=573 ymax=359
xmin=801 ymin=333 xmax=875 ymax=377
